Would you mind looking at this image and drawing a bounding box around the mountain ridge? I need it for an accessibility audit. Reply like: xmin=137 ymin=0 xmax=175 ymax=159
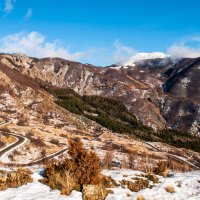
xmin=0 ymin=53 xmax=200 ymax=136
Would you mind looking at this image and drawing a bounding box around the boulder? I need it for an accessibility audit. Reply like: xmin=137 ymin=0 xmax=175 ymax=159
xmin=82 ymin=184 xmax=107 ymax=200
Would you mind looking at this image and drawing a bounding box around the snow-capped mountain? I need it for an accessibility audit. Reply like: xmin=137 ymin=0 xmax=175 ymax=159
xmin=120 ymin=52 xmax=169 ymax=67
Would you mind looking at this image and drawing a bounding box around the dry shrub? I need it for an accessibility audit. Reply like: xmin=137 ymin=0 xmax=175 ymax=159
xmin=121 ymin=178 xmax=149 ymax=192
xmin=101 ymin=176 xmax=118 ymax=188
xmin=41 ymin=169 xmax=76 ymax=195
xmin=41 ymin=139 xmax=102 ymax=195
xmin=165 ymin=185 xmax=176 ymax=193
xmin=26 ymin=132 xmax=46 ymax=148
xmin=153 ymin=161 xmax=168 ymax=177
xmin=137 ymin=195 xmax=145 ymax=200
xmin=1 ymin=135 xmax=16 ymax=144
xmin=8 ymin=149 xmax=21 ymax=161
xmin=102 ymin=150 xmax=113 ymax=169
xmin=0 ymin=168 xmax=33 ymax=190
xmin=17 ymin=117 xmax=28 ymax=126
xmin=0 ymin=141 xmax=5 ymax=148
xmin=167 ymin=158 xmax=191 ymax=172
xmin=60 ymin=133 xmax=68 ymax=138
xmin=144 ymin=173 xmax=159 ymax=183
xmin=40 ymin=149 xmax=47 ymax=158
xmin=121 ymin=156 xmax=129 ymax=169
xmin=128 ymin=153 xmax=135 ymax=169
xmin=49 ymin=139 xmax=60 ymax=146
xmin=0 ymin=127 xmax=11 ymax=133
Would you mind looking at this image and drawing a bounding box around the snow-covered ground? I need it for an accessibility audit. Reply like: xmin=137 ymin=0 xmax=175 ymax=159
xmin=0 ymin=168 xmax=199 ymax=200
xmin=104 ymin=169 xmax=200 ymax=200
xmin=0 ymin=168 xmax=82 ymax=200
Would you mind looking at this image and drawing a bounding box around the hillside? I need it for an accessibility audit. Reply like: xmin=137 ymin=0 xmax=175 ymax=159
xmin=0 ymin=53 xmax=200 ymax=200
xmin=1 ymin=53 xmax=200 ymax=136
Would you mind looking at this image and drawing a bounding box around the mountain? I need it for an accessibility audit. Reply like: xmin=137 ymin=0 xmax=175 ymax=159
xmin=0 ymin=52 xmax=200 ymax=200
xmin=118 ymin=52 xmax=169 ymax=67
xmin=1 ymin=53 xmax=199 ymax=136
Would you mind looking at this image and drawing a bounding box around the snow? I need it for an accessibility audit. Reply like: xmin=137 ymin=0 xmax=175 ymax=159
xmin=110 ymin=52 xmax=169 ymax=69
xmin=104 ymin=170 xmax=200 ymax=200
xmin=0 ymin=168 xmax=199 ymax=200
xmin=122 ymin=52 xmax=169 ymax=67
xmin=0 ymin=168 xmax=82 ymax=200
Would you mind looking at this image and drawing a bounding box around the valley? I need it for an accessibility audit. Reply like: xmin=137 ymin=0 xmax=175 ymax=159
xmin=0 ymin=53 xmax=200 ymax=200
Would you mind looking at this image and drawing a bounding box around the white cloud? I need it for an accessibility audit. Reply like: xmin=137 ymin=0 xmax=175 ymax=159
xmin=4 ymin=0 xmax=15 ymax=13
xmin=0 ymin=31 xmax=90 ymax=61
xmin=24 ymin=8 xmax=32 ymax=20
xmin=113 ymin=39 xmax=137 ymax=64
xmin=167 ymin=43 xmax=200 ymax=59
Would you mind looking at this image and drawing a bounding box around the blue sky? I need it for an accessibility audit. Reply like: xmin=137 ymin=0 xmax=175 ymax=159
xmin=0 ymin=0 xmax=200 ymax=66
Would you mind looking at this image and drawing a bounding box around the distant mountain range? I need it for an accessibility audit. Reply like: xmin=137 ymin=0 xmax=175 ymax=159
xmin=0 ymin=52 xmax=199 ymax=137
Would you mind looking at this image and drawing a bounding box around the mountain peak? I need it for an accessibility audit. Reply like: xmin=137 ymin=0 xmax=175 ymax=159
xmin=120 ymin=52 xmax=169 ymax=67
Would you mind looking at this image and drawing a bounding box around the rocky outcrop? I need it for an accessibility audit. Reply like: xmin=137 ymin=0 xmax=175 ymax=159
xmin=82 ymin=184 xmax=107 ymax=200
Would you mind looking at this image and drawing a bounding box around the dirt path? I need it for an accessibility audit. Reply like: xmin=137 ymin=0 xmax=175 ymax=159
xmin=0 ymin=132 xmax=26 ymax=157
xmin=0 ymin=118 xmax=68 ymax=166
xmin=145 ymin=142 xmax=200 ymax=170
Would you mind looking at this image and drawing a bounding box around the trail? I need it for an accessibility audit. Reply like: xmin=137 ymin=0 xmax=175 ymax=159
xmin=145 ymin=142 xmax=200 ymax=170
xmin=0 ymin=118 xmax=67 ymax=166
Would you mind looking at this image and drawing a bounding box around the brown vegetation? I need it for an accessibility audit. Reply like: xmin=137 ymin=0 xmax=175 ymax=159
xmin=102 ymin=151 xmax=113 ymax=169
xmin=40 ymin=139 xmax=104 ymax=196
xmin=165 ymin=185 xmax=176 ymax=193
xmin=137 ymin=195 xmax=145 ymax=200
xmin=0 ymin=168 xmax=33 ymax=190
xmin=49 ymin=139 xmax=60 ymax=146
xmin=121 ymin=178 xmax=149 ymax=192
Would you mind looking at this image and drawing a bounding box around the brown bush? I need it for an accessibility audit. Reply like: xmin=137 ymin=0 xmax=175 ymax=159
xmin=137 ymin=195 xmax=145 ymax=200
xmin=0 ymin=127 xmax=11 ymax=133
xmin=165 ymin=185 xmax=176 ymax=193
xmin=26 ymin=132 xmax=46 ymax=148
xmin=49 ymin=139 xmax=60 ymax=146
xmin=41 ymin=139 xmax=102 ymax=195
xmin=128 ymin=153 xmax=135 ymax=169
xmin=153 ymin=161 xmax=168 ymax=177
xmin=17 ymin=118 xmax=28 ymax=126
xmin=67 ymin=139 xmax=101 ymax=187
xmin=0 ymin=168 xmax=33 ymax=190
xmin=0 ymin=140 xmax=5 ymax=148
xmin=102 ymin=151 xmax=113 ymax=169
xmin=121 ymin=178 xmax=149 ymax=192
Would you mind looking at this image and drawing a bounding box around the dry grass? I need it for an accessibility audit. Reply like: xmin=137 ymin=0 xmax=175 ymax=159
xmin=0 ymin=168 xmax=33 ymax=191
xmin=1 ymin=135 xmax=16 ymax=144
xmin=165 ymin=185 xmax=176 ymax=193
xmin=41 ymin=170 xmax=76 ymax=195
xmin=103 ymin=150 xmax=114 ymax=169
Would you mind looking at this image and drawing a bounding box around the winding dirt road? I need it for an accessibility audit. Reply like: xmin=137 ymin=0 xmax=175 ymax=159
xmin=0 ymin=133 xmax=26 ymax=157
xmin=0 ymin=117 xmax=199 ymax=169
xmin=0 ymin=118 xmax=68 ymax=166
xmin=145 ymin=142 xmax=200 ymax=170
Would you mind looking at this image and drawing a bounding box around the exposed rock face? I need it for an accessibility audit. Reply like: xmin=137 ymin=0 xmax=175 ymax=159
xmin=0 ymin=55 xmax=106 ymax=134
xmin=0 ymin=53 xmax=200 ymax=135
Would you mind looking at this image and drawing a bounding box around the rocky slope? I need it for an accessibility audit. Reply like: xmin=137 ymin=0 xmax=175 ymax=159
xmin=0 ymin=53 xmax=200 ymax=136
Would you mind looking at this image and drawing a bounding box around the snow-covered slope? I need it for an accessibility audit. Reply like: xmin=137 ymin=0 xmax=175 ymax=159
xmin=0 ymin=168 xmax=199 ymax=200
xmin=121 ymin=52 xmax=169 ymax=67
